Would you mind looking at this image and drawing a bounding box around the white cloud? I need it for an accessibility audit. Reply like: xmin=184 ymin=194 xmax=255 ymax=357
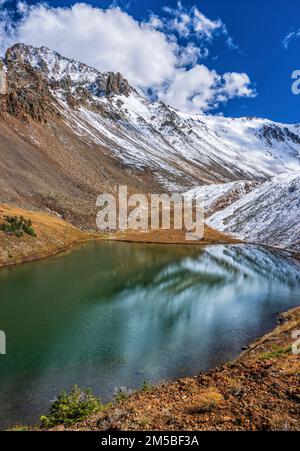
xmin=162 ymin=1 xmax=223 ymax=40
xmin=176 ymin=42 xmax=204 ymax=66
xmin=222 ymin=73 xmax=254 ymax=99
xmin=157 ymin=65 xmax=221 ymax=112
xmin=0 ymin=2 xmax=255 ymax=113
xmin=157 ymin=67 xmax=255 ymax=113
xmin=225 ymin=34 xmax=240 ymax=52
xmin=0 ymin=3 xmax=179 ymax=87
xmin=282 ymin=29 xmax=300 ymax=49
xmin=192 ymin=7 xmax=223 ymax=39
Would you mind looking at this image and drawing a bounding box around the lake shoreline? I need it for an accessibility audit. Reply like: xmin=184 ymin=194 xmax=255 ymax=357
xmin=1 ymin=203 xmax=299 ymax=270
xmin=2 ymin=231 xmax=299 ymax=271
xmin=58 ymin=307 xmax=300 ymax=432
xmin=0 ymin=203 xmax=239 ymax=269
xmin=1 ymin=238 xmax=299 ymax=432
xmin=0 ymin=204 xmax=103 ymax=269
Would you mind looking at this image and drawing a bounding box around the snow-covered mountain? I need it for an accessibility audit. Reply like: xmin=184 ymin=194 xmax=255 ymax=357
xmin=0 ymin=43 xmax=299 ymax=245
xmin=207 ymin=173 xmax=300 ymax=251
xmin=185 ymin=180 xmax=261 ymax=216
xmin=61 ymin=96 xmax=300 ymax=189
xmin=2 ymin=44 xmax=300 ymax=189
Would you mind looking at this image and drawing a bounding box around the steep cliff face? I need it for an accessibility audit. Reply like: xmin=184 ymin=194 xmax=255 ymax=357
xmin=0 ymin=44 xmax=133 ymax=123
xmin=0 ymin=61 xmax=7 ymax=95
xmin=105 ymin=72 xmax=132 ymax=96
xmin=0 ymin=45 xmax=58 ymax=122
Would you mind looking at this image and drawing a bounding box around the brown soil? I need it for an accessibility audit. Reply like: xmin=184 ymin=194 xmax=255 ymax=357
xmin=0 ymin=113 xmax=165 ymax=230
xmin=0 ymin=204 xmax=98 ymax=268
xmin=65 ymin=308 xmax=300 ymax=432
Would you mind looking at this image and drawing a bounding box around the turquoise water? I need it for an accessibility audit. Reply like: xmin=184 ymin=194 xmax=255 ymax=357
xmin=0 ymin=242 xmax=299 ymax=429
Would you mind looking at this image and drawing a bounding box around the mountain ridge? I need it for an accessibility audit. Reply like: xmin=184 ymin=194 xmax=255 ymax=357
xmin=0 ymin=43 xmax=299 ymax=244
xmin=2 ymin=43 xmax=300 ymax=125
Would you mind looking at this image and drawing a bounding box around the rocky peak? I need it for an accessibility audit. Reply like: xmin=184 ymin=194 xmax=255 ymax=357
xmin=1 ymin=43 xmax=134 ymax=122
xmin=106 ymin=72 xmax=131 ymax=96
xmin=5 ymin=43 xmax=132 ymax=97
xmin=2 ymin=44 xmax=60 ymax=122
xmin=5 ymin=43 xmax=102 ymax=85
xmin=5 ymin=43 xmax=30 ymax=64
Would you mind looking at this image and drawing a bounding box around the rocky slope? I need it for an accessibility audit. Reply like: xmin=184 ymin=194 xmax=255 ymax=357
xmin=185 ymin=180 xmax=261 ymax=217
xmin=207 ymin=173 xmax=300 ymax=251
xmin=0 ymin=43 xmax=300 ymax=234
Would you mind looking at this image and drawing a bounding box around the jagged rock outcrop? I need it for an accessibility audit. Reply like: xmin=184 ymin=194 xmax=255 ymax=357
xmin=0 ymin=44 xmax=133 ymax=122
xmin=0 ymin=60 xmax=7 ymax=95
xmin=260 ymin=124 xmax=300 ymax=146
xmin=105 ymin=72 xmax=131 ymax=96
xmin=0 ymin=45 xmax=59 ymax=122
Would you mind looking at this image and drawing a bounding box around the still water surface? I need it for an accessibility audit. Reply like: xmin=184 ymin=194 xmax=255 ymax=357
xmin=0 ymin=242 xmax=300 ymax=429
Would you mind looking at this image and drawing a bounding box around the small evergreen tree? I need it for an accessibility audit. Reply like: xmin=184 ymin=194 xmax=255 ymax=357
xmin=0 ymin=215 xmax=37 ymax=238
xmin=40 ymin=385 xmax=102 ymax=428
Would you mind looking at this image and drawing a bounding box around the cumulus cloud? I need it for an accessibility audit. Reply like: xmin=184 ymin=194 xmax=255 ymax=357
xmin=282 ymin=29 xmax=300 ymax=49
xmin=0 ymin=2 xmax=179 ymax=87
xmin=176 ymin=42 xmax=205 ymax=66
xmin=157 ymin=65 xmax=221 ymax=112
xmin=0 ymin=2 xmax=255 ymax=113
xmin=222 ymin=73 xmax=254 ymax=99
xmin=157 ymin=67 xmax=255 ymax=113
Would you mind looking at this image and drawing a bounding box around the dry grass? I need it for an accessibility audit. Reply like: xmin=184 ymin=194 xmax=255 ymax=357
xmin=0 ymin=204 xmax=98 ymax=267
xmin=188 ymin=388 xmax=224 ymax=414
xmin=108 ymin=225 xmax=239 ymax=246
xmin=0 ymin=203 xmax=239 ymax=268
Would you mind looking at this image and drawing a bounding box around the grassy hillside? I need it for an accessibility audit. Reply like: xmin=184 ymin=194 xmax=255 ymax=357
xmin=0 ymin=204 xmax=95 ymax=267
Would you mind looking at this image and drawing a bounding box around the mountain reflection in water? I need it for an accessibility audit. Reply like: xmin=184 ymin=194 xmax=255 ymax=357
xmin=0 ymin=243 xmax=299 ymax=429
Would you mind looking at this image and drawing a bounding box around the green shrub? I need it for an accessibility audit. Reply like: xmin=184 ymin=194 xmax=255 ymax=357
xmin=141 ymin=380 xmax=153 ymax=392
xmin=258 ymin=345 xmax=292 ymax=361
xmin=40 ymin=385 xmax=102 ymax=428
xmin=0 ymin=215 xmax=37 ymax=238
xmin=114 ymin=387 xmax=132 ymax=402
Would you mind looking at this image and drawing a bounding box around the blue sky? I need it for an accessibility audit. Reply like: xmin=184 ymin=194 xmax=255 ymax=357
xmin=1 ymin=0 xmax=299 ymax=123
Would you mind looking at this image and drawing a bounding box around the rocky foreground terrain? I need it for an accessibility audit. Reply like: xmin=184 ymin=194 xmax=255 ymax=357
xmin=0 ymin=43 xmax=300 ymax=250
xmin=54 ymin=308 xmax=300 ymax=432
